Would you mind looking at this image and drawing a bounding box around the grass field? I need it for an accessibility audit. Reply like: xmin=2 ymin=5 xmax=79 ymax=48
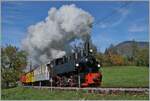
xmin=1 ymin=87 xmax=149 ymax=100
xmin=1 ymin=66 xmax=149 ymax=100
xmin=101 ymin=66 xmax=149 ymax=87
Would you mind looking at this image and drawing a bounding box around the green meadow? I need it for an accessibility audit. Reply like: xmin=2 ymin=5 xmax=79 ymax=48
xmin=1 ymin=66 xmax=149 ymax=100
xmin=101 ymin=66 xmax=149 ymax=87
xmin=1 ymin=86 xmax=148 ymax=100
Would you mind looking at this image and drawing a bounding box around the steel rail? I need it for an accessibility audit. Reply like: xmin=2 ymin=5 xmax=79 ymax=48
xmin=23 ymin=86 xmax=149 ymax=94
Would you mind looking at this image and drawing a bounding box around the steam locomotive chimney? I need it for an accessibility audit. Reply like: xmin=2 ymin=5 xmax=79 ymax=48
xmin=84 ymin=36 xmax=91 ymax=56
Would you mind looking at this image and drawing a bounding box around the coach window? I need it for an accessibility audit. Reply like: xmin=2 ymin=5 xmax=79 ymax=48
xmin=55 ymin=59 xmax=58 ymax=65
xmin=67 ymin=56 xmax=69 ymax=61
xmin=63 ymin=56 xmax=65 ymax=63
xmin=68 ymin=55 xmax=70 ymax=61
xmin=66 ymin=56 xmax=68 ymax=63
xmin=60 ymin=58 xmax=64 ymax=64
xmin=55 ymin=59 xmax=59 ymax=65
xmin=69 ymin=55 xmax=72 ymax=61
xmin=52 ymin=61 xmax=55 ymax=66
xmin=64 ymin=56 xmax=67 ymax=63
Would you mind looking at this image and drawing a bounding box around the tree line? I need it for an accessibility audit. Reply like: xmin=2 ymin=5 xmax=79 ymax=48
xmin=95 ymin=43 xmax=149 ymax=67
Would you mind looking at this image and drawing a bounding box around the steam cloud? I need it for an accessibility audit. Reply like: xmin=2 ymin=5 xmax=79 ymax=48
xmin=22 ymin=4 xmax=94 ymax=65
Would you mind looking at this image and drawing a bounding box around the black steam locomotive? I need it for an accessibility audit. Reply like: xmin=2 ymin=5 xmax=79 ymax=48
xmin=20 ymin=38 xmax=102 ymax=87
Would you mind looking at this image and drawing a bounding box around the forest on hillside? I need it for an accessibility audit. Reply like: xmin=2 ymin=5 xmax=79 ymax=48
xmin=96 ymin=41 xmax=149 ymax=67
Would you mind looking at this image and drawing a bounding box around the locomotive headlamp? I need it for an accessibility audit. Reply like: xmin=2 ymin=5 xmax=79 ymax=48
xmin=76 ymin=63 xmax=79 ymax=67
xmin=89 ymin=49 xmax=93 ymax=53
xmin=98 ymin=64 xmax=101 ymax=67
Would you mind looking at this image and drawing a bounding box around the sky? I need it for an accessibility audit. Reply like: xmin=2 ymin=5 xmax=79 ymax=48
xmin=2 ymin=1 xmax=149 ymax=52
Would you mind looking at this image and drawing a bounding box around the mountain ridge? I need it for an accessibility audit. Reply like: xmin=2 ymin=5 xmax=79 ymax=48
xmin=106 ymin=41 xmax=149 ymax=56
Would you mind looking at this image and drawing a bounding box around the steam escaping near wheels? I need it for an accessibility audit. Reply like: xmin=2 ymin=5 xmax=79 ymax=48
xmin=22 ymin=4 xmax=94 ymax=67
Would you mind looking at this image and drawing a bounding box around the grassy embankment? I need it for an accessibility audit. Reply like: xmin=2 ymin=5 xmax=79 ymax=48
xmin=1 ymin=66 xmax=149 ymax=100
xmin=1 ymin=86 xmax=149 ymax=100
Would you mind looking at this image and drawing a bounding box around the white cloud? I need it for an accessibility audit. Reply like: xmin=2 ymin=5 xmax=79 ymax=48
xmin=98 ymin=8 xmax=130 ymax=29
xmin=117 ymin=8 xmax=129 ymax=16
xmin=128 ymin=25 xmax=147 ymax=32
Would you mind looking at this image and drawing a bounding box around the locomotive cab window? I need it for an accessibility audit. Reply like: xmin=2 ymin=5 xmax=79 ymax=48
xmin=55 ymin=58 xmax=64 ymax=65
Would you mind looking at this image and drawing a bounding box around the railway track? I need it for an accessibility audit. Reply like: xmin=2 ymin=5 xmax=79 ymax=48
xmin=24 ymin=86 xmax=149 ymax=94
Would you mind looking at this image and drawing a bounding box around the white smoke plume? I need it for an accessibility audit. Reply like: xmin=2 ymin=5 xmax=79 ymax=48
xmin=22 ymin=4 xmax=94 ymax=65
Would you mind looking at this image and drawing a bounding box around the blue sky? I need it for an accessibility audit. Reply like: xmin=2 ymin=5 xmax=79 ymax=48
xmin=2 ymin=1 xmax=149 ymax=52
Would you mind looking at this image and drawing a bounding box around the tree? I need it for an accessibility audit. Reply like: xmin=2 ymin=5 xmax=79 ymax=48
xmin=136 ymin=48 xmax=149 ymax=67
xmin=96 ymin=52 xmax=104 ymax=66
xmin=110 ymin=54 xmax=124 ymax=66
xmin=131 ymin=40 xmax=138 ymax=62
xmin=1 ymin=45 xmax=27 ymax=88
xmin=104 ymin=48 xmax=109 ymax=55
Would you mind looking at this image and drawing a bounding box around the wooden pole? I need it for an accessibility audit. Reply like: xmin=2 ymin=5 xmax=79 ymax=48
xmin=78 ymin=73 xmax=80 ymax=88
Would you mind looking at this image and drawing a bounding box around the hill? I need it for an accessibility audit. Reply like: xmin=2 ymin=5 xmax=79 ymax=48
xmin=106 ymin=41 xmax=149 ymax=56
